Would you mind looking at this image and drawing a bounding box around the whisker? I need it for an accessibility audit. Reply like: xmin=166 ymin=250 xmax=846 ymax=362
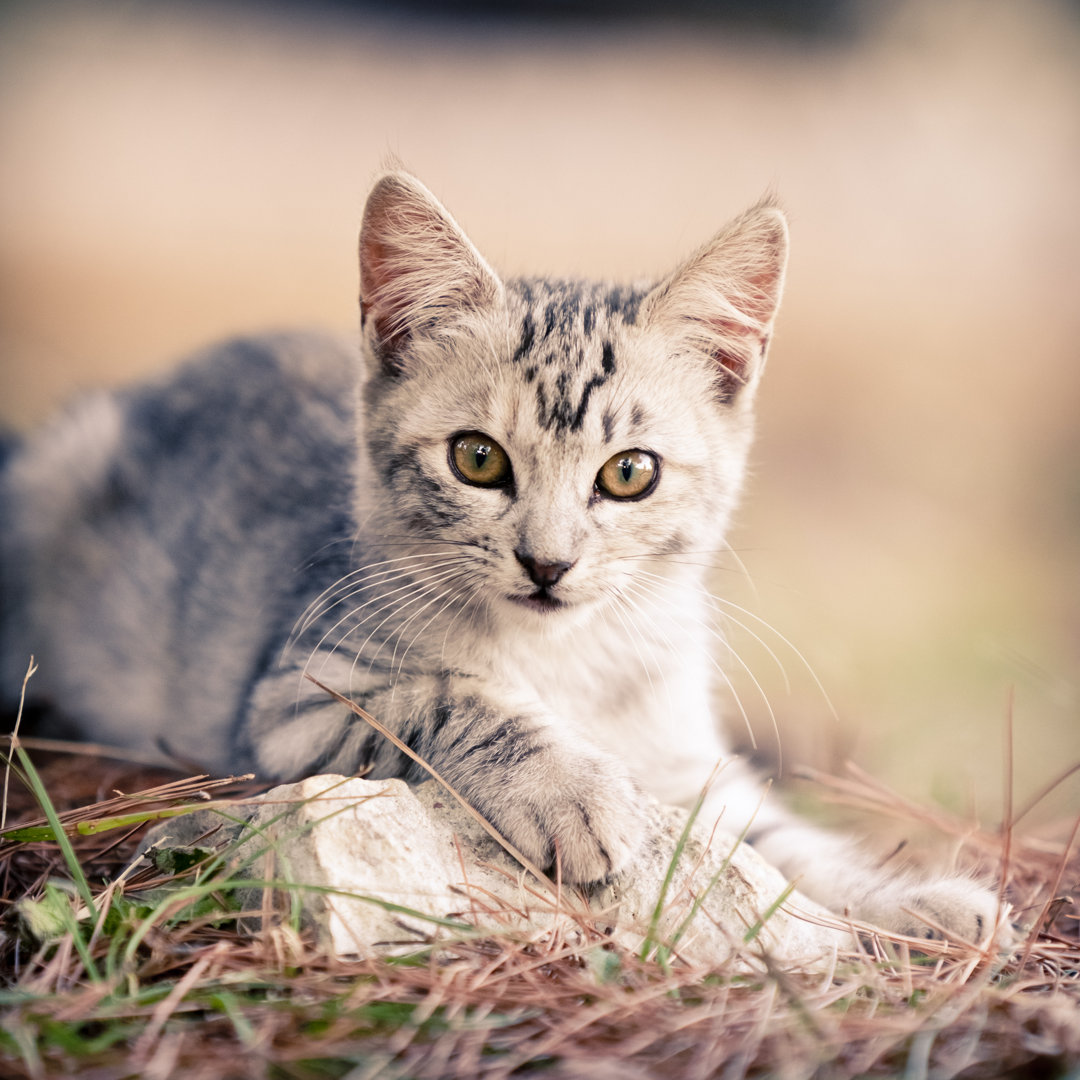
xmin=719 ymin=540 xmax=759 ymax=600
xmin=631 ymin=563 xmax=838 ymax=724
xmin=291 ymin=567 xmax=465 ymax=709
xmin=337 ymin=566 xmax=478 ymax=682
xmin=304 ymin=564 xmax=469 ymax=680
xmin=305 ymin=563 xmax=469 ymax=658
xmin=631 ymin=567 xmax=791 ymax=693
xmin=601 ymin=585 xmax=664 ymax=710
xmin=292 ymin=550 xmax=473 ymax=640
xmin=614 ymin=548 xmax=757 ymax=578
xmin=390 ymin=575 xmax=483 ymax=681
xmin=289 ymin=533 xmax=359 ymax=574
xmin=621 ymin=577 xmax=762 ymax=755
xmin=703 ymin=590 xmax=839 ymax=725
xmin=438 ymin=579 xmax=486 ymax=668
xmin=385 ymin=576 xmax=476 ymax=678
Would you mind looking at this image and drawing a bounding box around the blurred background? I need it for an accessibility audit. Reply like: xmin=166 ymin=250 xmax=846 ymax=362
xmin=1 ymin=0 xmax=1077 ymax=828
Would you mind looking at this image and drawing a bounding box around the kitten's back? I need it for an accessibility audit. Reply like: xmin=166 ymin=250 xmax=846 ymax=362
xmin=0 ymin=332 xmax=358 ymax=768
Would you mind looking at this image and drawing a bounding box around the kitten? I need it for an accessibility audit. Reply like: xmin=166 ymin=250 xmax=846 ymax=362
xmin=0 ymin=171 xmax=998 ymax=942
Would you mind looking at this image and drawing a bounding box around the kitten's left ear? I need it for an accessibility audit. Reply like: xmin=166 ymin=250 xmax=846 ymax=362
xmin=359 ymin=171 xmax=503 ymax=375
xmin=642 ymin=199 xmax=788 ymax=405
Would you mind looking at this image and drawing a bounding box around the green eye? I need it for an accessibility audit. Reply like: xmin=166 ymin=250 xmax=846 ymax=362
xmin=450 ymin=432 xmax=512 ymax=487
xmin=596 ymin=450 xmax=659 ymax=500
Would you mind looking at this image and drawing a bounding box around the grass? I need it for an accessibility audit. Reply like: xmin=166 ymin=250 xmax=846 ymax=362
xmin=1 ymin=734 xmax=1078 ymax=1078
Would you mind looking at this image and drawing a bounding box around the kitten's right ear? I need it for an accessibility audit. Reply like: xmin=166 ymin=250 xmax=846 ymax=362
xmin=359 ymin=172 xmax=502 ymax=375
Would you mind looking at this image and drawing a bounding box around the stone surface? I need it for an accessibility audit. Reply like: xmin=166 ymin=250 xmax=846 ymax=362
xmin=142 ymin=775 xmax=849 ymax=968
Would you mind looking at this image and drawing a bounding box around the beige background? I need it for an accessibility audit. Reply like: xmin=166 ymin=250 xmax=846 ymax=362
xmin=1 ymin=1 xmax=1077 ymax=825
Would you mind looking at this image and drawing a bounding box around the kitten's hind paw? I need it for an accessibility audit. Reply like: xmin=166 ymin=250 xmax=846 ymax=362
xmin=858 ymin=875 xmax=1007 ymax=947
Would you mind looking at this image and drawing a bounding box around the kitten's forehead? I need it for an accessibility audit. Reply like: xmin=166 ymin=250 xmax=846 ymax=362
xmin=503 ymin=277 xmax=652 ymax=443
xmin=507 ymin=277 xmax=649 ymax=340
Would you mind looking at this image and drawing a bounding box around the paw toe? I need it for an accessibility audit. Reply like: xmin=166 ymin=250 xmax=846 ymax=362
xmin=868 ymin=877 xmax=1002 ymax=944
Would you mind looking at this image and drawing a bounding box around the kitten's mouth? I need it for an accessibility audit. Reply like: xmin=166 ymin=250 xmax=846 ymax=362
xmin=509 ymin=588 xmax=566 ymax=613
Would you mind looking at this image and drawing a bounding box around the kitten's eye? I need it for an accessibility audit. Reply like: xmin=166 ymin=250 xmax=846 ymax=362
xmin=596 ymin=450 xmax=659 ymax=500
xmin=449 ymin=432 xmax=512 ymax=488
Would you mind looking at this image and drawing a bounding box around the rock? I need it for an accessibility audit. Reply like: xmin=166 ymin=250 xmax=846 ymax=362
xmin=141 ymin=774 xmax=849 ymax=968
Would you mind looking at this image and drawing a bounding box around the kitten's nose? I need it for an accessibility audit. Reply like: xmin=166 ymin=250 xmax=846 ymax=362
xmin=515 ymin=551 xmax=574 ymax=589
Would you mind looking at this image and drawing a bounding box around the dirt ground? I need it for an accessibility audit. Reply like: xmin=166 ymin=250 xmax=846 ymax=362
xmin=1 ymin=0 xmax=1077 ymax=825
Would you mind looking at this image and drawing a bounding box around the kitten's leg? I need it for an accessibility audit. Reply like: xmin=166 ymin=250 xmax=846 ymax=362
xmin=244 ymin=658 xmax=647 ymax=885
xmin=707 ymin=761 xmax=1001 ymax=943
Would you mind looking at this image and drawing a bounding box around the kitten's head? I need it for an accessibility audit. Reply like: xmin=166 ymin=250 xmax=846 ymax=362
xmin=357 ymin=172 xmax=787 ymax=632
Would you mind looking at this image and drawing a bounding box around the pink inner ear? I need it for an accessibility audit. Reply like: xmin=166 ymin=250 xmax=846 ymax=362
xmin=359 ymin=236 xmax=395 ymax=327
xmin=359 ymin=226 xmax=419 ymax=371
xmin=360 ymin=302 xmax=408 ymax=369
xmin=706 ymin=316 xmax=767 ymax=404
xmin=714 ymin=350 xmax=749 ymax=404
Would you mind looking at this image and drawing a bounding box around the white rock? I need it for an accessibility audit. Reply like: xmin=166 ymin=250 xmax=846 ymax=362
xmin=146 ymin=774 xmax=849 ymax=969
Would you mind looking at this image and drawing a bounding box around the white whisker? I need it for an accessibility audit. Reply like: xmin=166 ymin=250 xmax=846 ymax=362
xmin=438 ymin=581 xmax=486 ymax=668
xmin=333 ymin=568 xmax=469 ymax=669
xmin=386 ymin=576 xmax=477 ymax=678
xmin=292 ymin=550 xmax=470 ymax=641
xmin=390 ymin=575 xmax=485 ymax=683
xmin=704 ymin=591 xmax=839 ymax=725
xmin=629 ymin=563 xmax=838 ymax=725
xmin=631 ymin=566 xmax=792 ymax=694
xmin=601 ymin=584 xmax=664 ymax=711
xmin=719 ymin=541 xmax=759 ymax=600
xmin=304 ymin=563 xmax=470 ymax=681
xmin=620 ymin=576 xmax=763 ymax=755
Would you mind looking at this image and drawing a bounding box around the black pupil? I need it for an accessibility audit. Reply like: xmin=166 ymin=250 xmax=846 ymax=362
xmin=620 ymin=458 xmax=633 ymax=482
xmin=474 ymin=445 xmax=489 ymax=469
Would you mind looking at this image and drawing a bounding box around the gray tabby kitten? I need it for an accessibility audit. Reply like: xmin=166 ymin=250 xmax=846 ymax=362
xmin=0 ymin=172 xmax=997 ymax=941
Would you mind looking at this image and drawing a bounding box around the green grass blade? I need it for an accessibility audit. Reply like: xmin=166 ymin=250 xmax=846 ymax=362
xmin=1 ymin=824 xmax=58 ymax=842
xmin=639 ymin=763 xmax=718 ymax=963
xmin=743 ymin=879 xmax=799 ymax=944
xmin=1 ymin=800 xmax=265 ymax=844
xmin=14 ymin=743 xmax=98 ymax=920
xmin=666 ymin=800 xmax=766 ymax=954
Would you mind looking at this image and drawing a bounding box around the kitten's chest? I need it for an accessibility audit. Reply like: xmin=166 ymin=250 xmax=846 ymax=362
xmin=491 ymin=608 xmax=710 ymax=746
xmin=507 ymin=628 xmax=633 ymax=719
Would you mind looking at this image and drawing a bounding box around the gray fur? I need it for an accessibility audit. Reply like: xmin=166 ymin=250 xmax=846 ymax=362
xmin=0 ymin=172 xmax=1001 ymax=939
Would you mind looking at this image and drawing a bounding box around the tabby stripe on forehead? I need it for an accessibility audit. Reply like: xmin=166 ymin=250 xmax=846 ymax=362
xmin=512 ymin=315 xmax=535 ymax=363
xmin=543 ymin=302 xmax=557 ymax=339
xmin=534 ymin=342 xmax=617 ymax=435
xmin=604 ymin=285 xmax=644 ymax=325
xmin=601 ymin=341 xmax=615 ymax=374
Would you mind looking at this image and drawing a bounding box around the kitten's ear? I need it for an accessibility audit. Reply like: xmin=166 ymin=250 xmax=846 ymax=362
xmin=643 ymin=200 xmax=788 ymax=405
xmin=359 ymin=172 xmax=502 ymax=375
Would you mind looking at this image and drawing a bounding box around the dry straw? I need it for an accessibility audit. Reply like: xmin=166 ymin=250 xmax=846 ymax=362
xmin=1 ymin=689 xmax=1077 ymax=1078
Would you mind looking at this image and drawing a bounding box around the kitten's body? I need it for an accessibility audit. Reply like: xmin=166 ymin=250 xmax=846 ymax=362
xmin=0 ymin=173 xmax=998 ymax=940
xmin=1 ymin=335 xmax=357 ymax=768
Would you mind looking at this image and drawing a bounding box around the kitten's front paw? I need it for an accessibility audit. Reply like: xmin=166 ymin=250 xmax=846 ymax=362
xmin=860 ymin=876 xmax=1003 ymax=945
xmin=478 ymin=744 xmax=647 ymax=887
